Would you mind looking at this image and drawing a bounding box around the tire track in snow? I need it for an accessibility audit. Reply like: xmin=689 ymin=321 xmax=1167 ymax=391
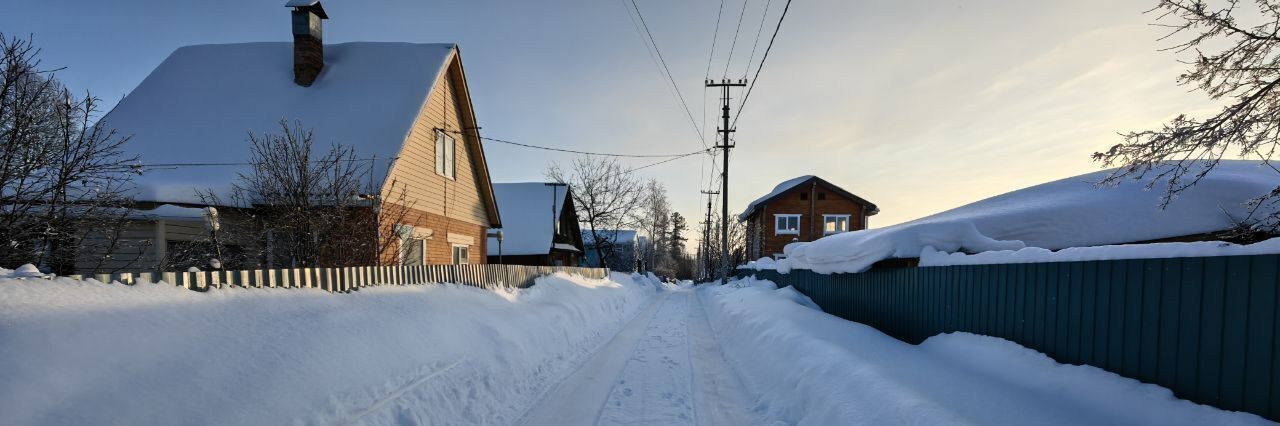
xmin=517 ymin=294 xmax=669 ymax=426
xmin=597 ymin=292 xmax=695 ymax=425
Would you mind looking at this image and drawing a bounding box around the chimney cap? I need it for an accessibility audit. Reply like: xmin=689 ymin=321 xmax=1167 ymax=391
xmin=285 ymin=0 xmax=328 ymax=19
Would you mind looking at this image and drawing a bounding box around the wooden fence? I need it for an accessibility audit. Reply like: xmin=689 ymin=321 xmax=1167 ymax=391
xmin=71 ymin=264 xmax=609 ymax=292
xmin=739 ymin=253 xmax=1280 ymax=422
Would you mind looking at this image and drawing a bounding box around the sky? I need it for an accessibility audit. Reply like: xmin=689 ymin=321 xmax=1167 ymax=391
xmin=2 ymin=0 xmax=1215 ymax=239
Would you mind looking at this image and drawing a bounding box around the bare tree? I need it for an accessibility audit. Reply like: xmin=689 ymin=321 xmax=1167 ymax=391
xmin=0 ymin=33 xmax=139 ymax=274
xmin=1095 ymin=0 xmax=1280 ymax=234
xmin=700 ymin=211 xmax=746 ymax=280
xmin=639 ymin=179 xmax=673 ymax=275
xmin=189 ymin=120 xmax=412 ymax=269
xmin=546 ymin=156 xmax=644 ymax=270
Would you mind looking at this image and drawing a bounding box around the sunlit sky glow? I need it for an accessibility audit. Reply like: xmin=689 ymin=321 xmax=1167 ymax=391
xmin=3 ymin=0 xmax=1215 ymax=238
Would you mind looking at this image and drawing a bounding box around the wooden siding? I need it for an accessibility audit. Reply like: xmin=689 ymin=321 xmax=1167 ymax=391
xmin=383 ymin=51 xmax=493 ymax=228
xmin=75 ymin=219 xmax=212 ymax=274
xmin=384 ymin=202 xmax=488 ymax=265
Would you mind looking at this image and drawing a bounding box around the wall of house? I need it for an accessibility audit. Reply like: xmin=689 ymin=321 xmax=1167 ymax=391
xmin=747 ymin=182 xmax=867 ymax=259
xmin=385 ymin=203 xmax=487 ymax=265
xmin=74 ymin=218 xmax=225 ymax=274
xmin=383 ymin=51 xmax=493 ymax=229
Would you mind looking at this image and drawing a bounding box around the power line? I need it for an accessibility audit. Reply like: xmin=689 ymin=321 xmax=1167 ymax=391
xmin=624 ymin=150 xmax=707 ymax=174
xmin=450 ymin=130 xmax=712 ymax=158
xmin=107 ymin=157 xmax=395 ymax=171
xmin=721 ymin=0 xmax=752 ymax=78
xmin=742 ymin=0 xmax=774 ymax=79
xmin=732 ymin=0 xmax=793 ymax=130
xmin=623 ymin=0 xmax=707 ymax=149
xmin=702 ymin=0 xmax=727 ymax=151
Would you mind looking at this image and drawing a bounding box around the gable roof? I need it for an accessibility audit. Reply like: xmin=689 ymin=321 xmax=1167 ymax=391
xmin=102 ymin=41 xmax=499 ymax=225
xmin=738 ymin=175 xmax=879 ymax=221
xmin=486 ymin=183 xmax=570 ymax=256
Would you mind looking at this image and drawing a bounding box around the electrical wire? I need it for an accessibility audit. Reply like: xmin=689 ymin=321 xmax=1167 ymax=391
xmin=449 ymin=130 xmax=712 ymax=158
xmin=742 ymin=0 xmax=774 ymax=79
xmin=721 ymin=0 xmax=752 ymax=78
xmin=732 ymin=0 xmax=793 ymax=130
xmin=622 ymin=0 xmax=708 ymax=149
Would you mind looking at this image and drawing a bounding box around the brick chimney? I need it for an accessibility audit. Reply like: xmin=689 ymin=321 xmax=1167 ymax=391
xmin=287 ymin=1 xmax=328 ymax=87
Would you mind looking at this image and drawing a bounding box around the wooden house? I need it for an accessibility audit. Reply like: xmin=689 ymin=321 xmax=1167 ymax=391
xmin=740 ymin=176 xmax=878 ymax=260
xmin=93 ymin=1 xmax=501 ymax=272
xmin=485 ymin=183 xmax=584 ymax=266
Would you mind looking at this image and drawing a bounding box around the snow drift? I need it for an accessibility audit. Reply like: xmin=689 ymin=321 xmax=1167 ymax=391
xmin=700 ymin=277 xmax=1269 ymax=425
xmin=775 ymin=161 xmax=1280 ymax=273
xmin=0 ymin=272 xmax=660 ymax=425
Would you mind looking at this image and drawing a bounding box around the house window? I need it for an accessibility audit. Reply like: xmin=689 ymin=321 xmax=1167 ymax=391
xmin=818 ymin=192 xmax=826 ymax=200
xmin=452 ymin=244 xmax=470 ymax=265
xmin=800 ymin=192 xmax=808 ymax=200
xmin=435 ymin=130 xmax=456 ymax=179
xmin=401 ymin=238 xmax=425 ymax=266
xmin=774 ymin=214 xmax=800 ymax=235
xmin=824 ymin=214 xmax=851 ymax=235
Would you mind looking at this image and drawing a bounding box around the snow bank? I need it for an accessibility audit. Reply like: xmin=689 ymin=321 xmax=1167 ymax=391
xmin=922 ymin=236 xmax=1280 ymax=267
xmin=699 ymin=278 xmax=1269 ymax=425
xmin=781 ymin=161 xmax=1280 ymax=273
xmin=0 ymin=272 xmax=660 ymax=425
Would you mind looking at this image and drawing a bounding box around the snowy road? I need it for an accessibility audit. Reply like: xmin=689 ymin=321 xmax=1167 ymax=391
xmin=518 ymin=288 xmax=759 ymax=426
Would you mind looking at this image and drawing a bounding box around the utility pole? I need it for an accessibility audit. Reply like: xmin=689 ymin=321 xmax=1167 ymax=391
xmin=700 ymin=189 xmax=719 ymax=280
xmin=706 ymin=79 xmax=746 ymax=284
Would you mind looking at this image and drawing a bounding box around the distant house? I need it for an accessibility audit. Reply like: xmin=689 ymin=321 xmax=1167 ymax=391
xmin=485 ymin=183 xmax=584 ymax=266
xmin=95 ymin=1 xmax=501 ymax=272
xmin=740 ymin=176 xmax=878 ymax=260
xmin=581 ymin=230 xmax=645 ymax=272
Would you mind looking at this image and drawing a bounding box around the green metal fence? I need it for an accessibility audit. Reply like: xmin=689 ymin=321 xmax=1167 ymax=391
xmin=740 ymin=254 xmax=1280 ymax=421
xmin=73 ymin=264 xmax=609 ymax=292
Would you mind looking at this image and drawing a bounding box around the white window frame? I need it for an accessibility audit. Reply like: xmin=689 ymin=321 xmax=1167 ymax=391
xmin=774 ymin=214 xmax=801 ymax=235
xmin=823 ymin=214 xmax=851 ymax=235
xmin=435 ymin=130 xmax=456 ymax=179
xmin=396 ymin=224 xmax=429 ymax=265
xmin=451 ymin=244 xmax=470 ymax=265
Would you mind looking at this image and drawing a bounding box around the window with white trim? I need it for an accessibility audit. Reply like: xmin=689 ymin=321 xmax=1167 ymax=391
xmin=823 ymin=214 xmax=851 ymax=235
xmin=397 ymin=224 xmax=426 ymax=265
xmin=452 ymin=244 xmax=470 ymax=265
xmin=435 ymin=130 xmax=456 ymax=179
xmin=774 ymin=214 xmax=800 ymax=235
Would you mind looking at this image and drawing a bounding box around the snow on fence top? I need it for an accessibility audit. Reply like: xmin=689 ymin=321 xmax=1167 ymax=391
xmin=487 ymin=182 xmax=569 ymax=256
xmin=101 ymin=42 xmax=456 ymax=205
xmin=770 ymin=161 xmax=1280 ymax=274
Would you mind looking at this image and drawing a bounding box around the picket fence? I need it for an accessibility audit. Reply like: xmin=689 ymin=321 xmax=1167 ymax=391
xmin=70 ymin=264 xmax=609 ymax=292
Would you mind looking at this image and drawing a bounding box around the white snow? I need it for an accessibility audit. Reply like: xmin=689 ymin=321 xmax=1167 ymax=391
xmin=518 ymin=284 xmax=761 ymax=426
xmin=487 ymin=182 xmax=569 ymax=256
xmin=922 ymin=236 xmax=1280 ymax=267
xmin=101 ymin=42 xmax=456 ymax=205
xmin=700 ymin=277 xmax=1271 ymax=425
xmin=780 ymin=161 xmax=1280 ymax=273
xmin=0 ymin=271 xmax=660 ymax=425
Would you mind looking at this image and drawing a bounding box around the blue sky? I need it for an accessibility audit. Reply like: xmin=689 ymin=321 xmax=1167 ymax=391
xmin=2 ymin=0 xmax=1213 ymax=238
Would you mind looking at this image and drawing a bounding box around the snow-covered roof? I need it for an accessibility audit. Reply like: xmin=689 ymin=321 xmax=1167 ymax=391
xmin=583 ymin=230 xmax=638 ymax=246
xmin=738 ymin=175 xmax=878 ymax=221
xmin=485 ymin=183 xmax=570 ymax=256
xmin=779 ymin=161 xmax=1280 ymax=274
xmin=102 ymin=42 xmax=456 ymax=205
